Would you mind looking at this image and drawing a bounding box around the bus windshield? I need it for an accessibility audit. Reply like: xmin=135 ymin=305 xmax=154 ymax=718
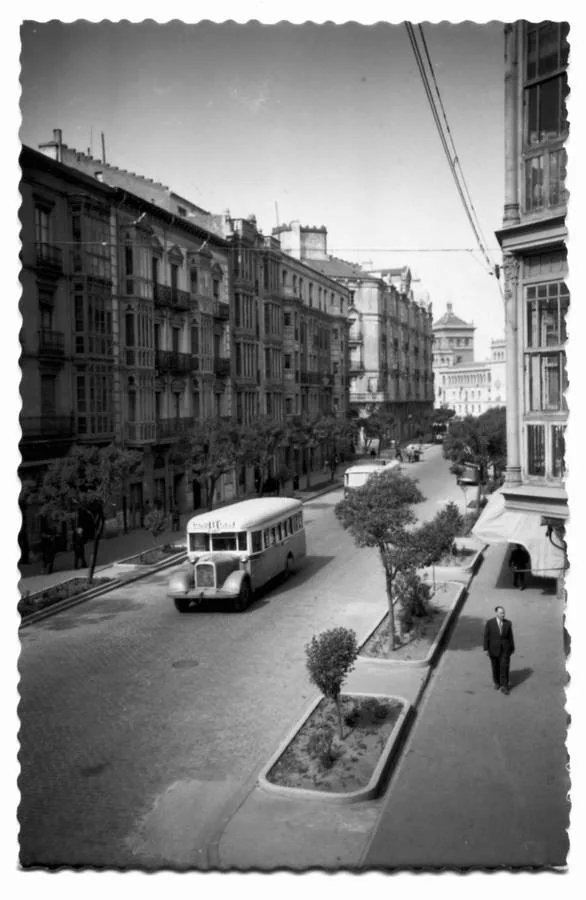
xmin=189 ymin=531 xmax=248 ymax=552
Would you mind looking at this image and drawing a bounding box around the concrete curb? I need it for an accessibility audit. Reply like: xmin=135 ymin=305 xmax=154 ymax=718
xmin=18 ymin=550 xmax=186 ymax=629
xmin=257 ymin=692 xmax=412 ymax=805
xmin=419 ymin=547 xmax=484 ymax=585
xmin=357 ymin=582 xmax=467 ymax=669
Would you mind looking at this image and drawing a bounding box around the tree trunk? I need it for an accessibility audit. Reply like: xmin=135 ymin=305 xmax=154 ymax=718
xmin=380 ymin=552 xmax=397 ymax=654
xmin=88 ymin=517 xmax=104 ymax=584
xmin=334 ymin=695 xmax=345 ymax=740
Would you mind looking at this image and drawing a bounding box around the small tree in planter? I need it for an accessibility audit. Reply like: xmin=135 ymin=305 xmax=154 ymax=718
xmin=415 ymin=502 xmax=464 ymax=588
xmin=335 ymin=469 xmax=424 ymax=653
xmin=305 ymin=627 xmax=359 ymax=740
xmin=395 ymin=568 xmax=433 ymax=634
xmin=144 ymin=507 xmax=167 ymax=544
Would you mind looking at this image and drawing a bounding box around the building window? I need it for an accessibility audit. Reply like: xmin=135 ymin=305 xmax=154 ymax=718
xmin=213 ymin=279 xmax=220 ymax=300
xmin=552 ymin=424 xmax=566 ymax=478
xmin=125 ymin=246 xmax=134 ymax=276
xmin=523 ymin=22 xmax=569 ymax=213
xmin=525 ymin=280 xmax=569 ymax=411
xmin=527 ymin=424 xmax=546 ymax=476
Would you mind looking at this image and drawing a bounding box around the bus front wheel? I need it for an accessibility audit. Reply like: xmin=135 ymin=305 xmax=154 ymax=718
xmin=234 ymin=578 xmax=252 ymax=612
xmin=174 ymin=597 xmax=191 ymax=613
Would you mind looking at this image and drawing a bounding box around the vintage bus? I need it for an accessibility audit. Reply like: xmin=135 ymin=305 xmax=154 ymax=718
xmin=167 ymin=497 xmax=307 ymax=613
xmin=343 ymin=459 xmax=401 ymax=496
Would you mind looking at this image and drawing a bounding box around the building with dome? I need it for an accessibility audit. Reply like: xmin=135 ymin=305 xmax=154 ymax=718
xmin=433 ymin=304 xmax=506 ymax=416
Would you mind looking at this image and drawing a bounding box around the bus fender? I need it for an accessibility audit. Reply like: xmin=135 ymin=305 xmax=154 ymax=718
xmin=222 ymin=568 xmax=249 ymax=596
xmin=168 ymin=566 xmax=195 ymax=595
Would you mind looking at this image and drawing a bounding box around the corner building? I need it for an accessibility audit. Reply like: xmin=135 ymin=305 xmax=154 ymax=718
xmin=479 ymin=21 xmax=569 ymax=578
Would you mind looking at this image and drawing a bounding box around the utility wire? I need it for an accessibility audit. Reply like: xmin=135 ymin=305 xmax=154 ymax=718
xmin=417 ymin=24 xmax=495 ymax=270
xmin=405 ymin=23 xmax=505 ymax=301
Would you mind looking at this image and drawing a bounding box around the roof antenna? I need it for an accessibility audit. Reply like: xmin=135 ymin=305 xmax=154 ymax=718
xmin=101 ymin=132 xmax=107 ymax=164
xmin=274 ymin=201 xmax=280 ymax=228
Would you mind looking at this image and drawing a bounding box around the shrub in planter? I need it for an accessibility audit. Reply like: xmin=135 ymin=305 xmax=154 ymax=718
xmin=307 ymin=726 xmax=340 ymax=770
xmin=305 ymin=627 xmax=359 ymax=739
xmin=394 ymin=568 xmax=432 ymax=632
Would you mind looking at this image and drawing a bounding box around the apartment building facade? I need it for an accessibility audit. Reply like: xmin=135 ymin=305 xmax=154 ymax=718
xmin=20 ymin=145 xmax=233 ymax=547
xmin=276 ymin=224 xmax=434 ymax=439
xmin=20 ymin=138 xmax=352 ymax=550
xmin=475 ymin=21 xmax=569 ymax=578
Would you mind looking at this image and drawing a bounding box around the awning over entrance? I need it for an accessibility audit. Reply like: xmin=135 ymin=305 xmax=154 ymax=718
xmin=472 ymin=488 xmax=565 ymax=579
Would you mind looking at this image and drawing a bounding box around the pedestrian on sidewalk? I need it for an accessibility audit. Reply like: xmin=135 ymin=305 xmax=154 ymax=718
xmin=509 ymin=543 xmax=530 ymax=590
xmin=40 ymin=527 xmax=55 ymax=575
xmin=73 ymin=526 xmax=87 ymax=569
xmin=483 ymin=605 xmax=515 ymax=694
xmin=171 ymin=504 xmax=181 ymax=532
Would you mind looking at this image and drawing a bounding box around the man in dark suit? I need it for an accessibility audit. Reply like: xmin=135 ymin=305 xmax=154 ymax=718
xmin=483 ymin=605 xmax=515 ymax=694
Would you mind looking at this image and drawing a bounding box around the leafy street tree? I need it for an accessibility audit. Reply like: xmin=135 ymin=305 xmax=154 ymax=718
xmin=361 ymin=407 xmax=397 ymax=454
xmin=335 ymin=469 xmax=425 ymax=652
xmin=415 ymin=501 xmax=464 ymax=589
xmin=287 ymin=413 xmax=319 ymax=489
xmin=305 ymin=626 xmax=359 ymax=739
xmin=312 ymin=414 xmax=358 ymax=481
xmin=144 ymin=507 xmax=167 ymax=543
xmin=187 ymin=417 xmax=248 ymax=509
xmin=241 ymin=416 xmax=288 ymax=494
xmin=38 ymin=444 xmax=141 ymax=582
xmin=443 ymin=407 xmax=507 ymax=507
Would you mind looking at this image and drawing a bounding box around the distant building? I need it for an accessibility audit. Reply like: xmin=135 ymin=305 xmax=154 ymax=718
xmin=432 ymin=302 xmax=475 ymax=369
xmin=436 ymin=339 xmax=507 ymax=416
xmin=276 ymin=223 xmax=434 ymax=440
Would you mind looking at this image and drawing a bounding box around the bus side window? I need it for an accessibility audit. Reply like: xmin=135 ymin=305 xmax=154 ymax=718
xmin=271 ymin=527 xmax=277 ymax=545
xmin=297 ymin=512 xmax=303 ymax=530
xmin=251 ymin=531 xmax=263 ymax=553
xmin=289 ymin=517 xmax=294 ymax=535
xmin=277 ymin=523 xmax=283 ymax=542
xmin=263 ymin=529 xmax=270 ymax=548
xmin=238 ymin=532 xmax=247 ymax=551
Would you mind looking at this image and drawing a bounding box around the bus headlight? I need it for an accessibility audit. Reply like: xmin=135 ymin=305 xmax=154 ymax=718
xmin=240 ymin=554 xmax=249 ymax=564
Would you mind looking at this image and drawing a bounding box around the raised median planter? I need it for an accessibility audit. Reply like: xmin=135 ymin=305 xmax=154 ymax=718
xmin=419 ymin=540 xmax=484 ymax=587
xmin=259 ymin=692 xmax=410 ymax=804
xmin=358 ymin=581 xmax=466 ymax=668
xmin=18 ymin=575 xmax=115 ymax=620
xmin=19 ymin=546 xmax=186 ymax=627
xmin=116 ymin=543 xmax=186 ymax=567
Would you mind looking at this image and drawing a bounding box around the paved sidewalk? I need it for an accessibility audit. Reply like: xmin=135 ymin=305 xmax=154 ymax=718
xmin=214 ymin=542 xmax=569 ymax=870
xmin=18 ymin=476 xmax=344 ymax=597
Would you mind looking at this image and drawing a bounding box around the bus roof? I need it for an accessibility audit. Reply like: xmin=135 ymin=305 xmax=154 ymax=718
xmin=186 ymin=497 xmax=303 ymax=532
xmin=344 ymin=460 xmax=400 ymax=476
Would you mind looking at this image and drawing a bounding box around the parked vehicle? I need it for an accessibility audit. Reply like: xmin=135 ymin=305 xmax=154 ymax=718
xmin=343 ymin=459 xmax=401 ymax=496
xmin=168 ymin=497 xmax=306 ymax=613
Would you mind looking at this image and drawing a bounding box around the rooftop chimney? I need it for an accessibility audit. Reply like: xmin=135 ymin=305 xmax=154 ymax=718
xmin=446 ymin=302 xmax=453 ymax=313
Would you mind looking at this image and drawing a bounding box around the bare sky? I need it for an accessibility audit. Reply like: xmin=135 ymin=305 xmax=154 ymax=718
xmin=20 ymin=19 xmax=506 ymax=358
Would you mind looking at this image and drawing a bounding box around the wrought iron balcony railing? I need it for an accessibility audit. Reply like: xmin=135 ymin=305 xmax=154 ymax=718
xmin=20 ymin=415 xmax=74 ymax=439
xmin=214 ymin=358 xmax=230 ymax=377
xmin=37 ymin=329 xmax=65 ymax=358
xmin=153 ymin=283 xmax=191 ymax=311
xmin=155 ymin=350 xmax=195 ymax=374
xmin=35 ymin=242 xmax=63 ymax=273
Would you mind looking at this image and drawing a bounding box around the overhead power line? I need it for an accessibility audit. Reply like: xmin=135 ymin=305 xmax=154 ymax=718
xmin=404 ymin=22 xmax=504 ymax=300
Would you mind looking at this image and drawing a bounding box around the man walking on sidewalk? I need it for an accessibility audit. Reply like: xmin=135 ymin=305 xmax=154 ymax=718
xmin=484 ymin=605 xmax=515 ymax=694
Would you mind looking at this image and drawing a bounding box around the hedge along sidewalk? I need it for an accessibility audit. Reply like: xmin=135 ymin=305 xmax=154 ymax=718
xmin=18 ymin=478 xmax=344 ymax=629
